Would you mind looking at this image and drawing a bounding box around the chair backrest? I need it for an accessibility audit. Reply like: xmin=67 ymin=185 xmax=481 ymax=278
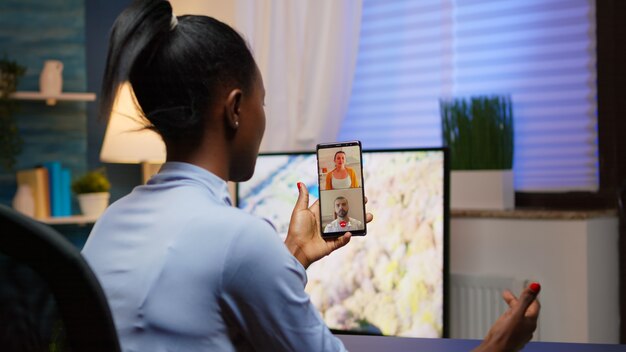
xmin=0 ymin=204 xmax=120 ymax=352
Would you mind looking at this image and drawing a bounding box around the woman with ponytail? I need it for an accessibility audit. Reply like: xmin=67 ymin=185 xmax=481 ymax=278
xmin=83 ymin=1 xmax=362 ymax=350
xmin=82 ymin=1 xmax=539 ymax=351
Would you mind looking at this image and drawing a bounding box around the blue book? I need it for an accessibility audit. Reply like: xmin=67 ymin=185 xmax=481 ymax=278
xmin=61 ymin=168 xmax=72 ymax=216
xmin=43 ymin=161 xmax=62 ymax=217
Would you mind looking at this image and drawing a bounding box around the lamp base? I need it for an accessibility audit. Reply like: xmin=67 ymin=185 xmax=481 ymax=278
xmin=141 ymin=162 xmax=162 ymax=184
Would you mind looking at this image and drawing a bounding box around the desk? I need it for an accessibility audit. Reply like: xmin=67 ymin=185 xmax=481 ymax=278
xmin=336 ymin=335 xmax=626 ymax=351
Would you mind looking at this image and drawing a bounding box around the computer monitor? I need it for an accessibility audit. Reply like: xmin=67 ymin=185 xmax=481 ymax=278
xmin=237 ymin=148 xmax=448 ymax=338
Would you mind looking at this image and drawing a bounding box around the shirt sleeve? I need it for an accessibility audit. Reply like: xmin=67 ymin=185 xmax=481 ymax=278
xmin=324 ymin=221 xmax=333 ymax=233
xmin=220 ymin=218 xmax=345 ymax=352
xmin=348 ymin=168 xmax=358 ymax=188
xmin=326 ymin=171 xmax=333 ymax=190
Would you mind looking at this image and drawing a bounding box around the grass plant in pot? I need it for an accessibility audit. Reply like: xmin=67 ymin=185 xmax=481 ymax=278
xmin=440 ymin=95 xmax=514 ymax=210
xmin=72 ymin=168 xmax=111 ymax=217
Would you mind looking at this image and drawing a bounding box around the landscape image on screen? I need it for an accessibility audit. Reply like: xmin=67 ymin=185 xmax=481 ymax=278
xmin=237 ymin=150 xmax=445 ymax=337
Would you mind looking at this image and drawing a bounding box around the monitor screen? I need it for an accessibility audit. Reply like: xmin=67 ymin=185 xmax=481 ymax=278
xmin=237 ymin=148 xmax=448 ymax=338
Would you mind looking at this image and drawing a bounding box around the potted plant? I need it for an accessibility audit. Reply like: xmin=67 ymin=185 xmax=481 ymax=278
xmin=440 ymin=95 xmax=514 ymax=209
xmin=71 ymin=168 xmax=111 ymax=217
xmin=0 ymin=55 xmax=26 ymax=171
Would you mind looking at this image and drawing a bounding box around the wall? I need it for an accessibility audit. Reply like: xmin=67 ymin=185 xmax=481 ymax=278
xmin=0 ymin=0 xmax=88 ymax=208
xmin=450 ymin=215 xmax=620 ymax=343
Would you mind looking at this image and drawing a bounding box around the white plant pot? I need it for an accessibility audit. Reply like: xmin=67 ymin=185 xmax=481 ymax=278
xmin=77 ymin=192 xmax=110 ymax=217
xmin=451 ymin=170 xmax=514 ymax=210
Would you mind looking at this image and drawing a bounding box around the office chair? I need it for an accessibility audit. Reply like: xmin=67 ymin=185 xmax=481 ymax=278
xmin=0 ymin=204 xmax=120 ymax=352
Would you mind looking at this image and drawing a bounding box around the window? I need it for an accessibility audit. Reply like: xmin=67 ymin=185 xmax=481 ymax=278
xmin=340 ymin=0 xmax=597 ymax=192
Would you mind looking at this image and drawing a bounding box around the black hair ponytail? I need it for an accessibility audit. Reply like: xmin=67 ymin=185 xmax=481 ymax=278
xmin=100 ymin=0 xmax=257 ymax=146
xmin=100 ymin=0 xmax=172 ymax=126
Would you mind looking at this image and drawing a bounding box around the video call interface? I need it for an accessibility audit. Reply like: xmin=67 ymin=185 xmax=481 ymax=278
xmin=237 ymin=149 xmax=446 ymax=338
xmin=317 ymin=145 xmax=366 ymax=236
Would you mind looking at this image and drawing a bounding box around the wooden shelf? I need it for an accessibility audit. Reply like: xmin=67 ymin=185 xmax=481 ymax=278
xmin=38 ymin=214 xmax=98 ymax=225
xmin=11 ymin=91 xmax=96 ymax=106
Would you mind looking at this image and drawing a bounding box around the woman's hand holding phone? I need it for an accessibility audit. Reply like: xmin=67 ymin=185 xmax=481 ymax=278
xmin=284 ymin=182 xmax=373 ymax=269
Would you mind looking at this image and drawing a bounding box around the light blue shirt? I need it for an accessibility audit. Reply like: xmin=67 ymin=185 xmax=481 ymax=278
xmin=82 ymin=162 xmax=345 ymax=352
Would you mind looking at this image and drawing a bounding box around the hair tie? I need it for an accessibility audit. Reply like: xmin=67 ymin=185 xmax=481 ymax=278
xmin=170 ymin=13 xmax=178 ymax=30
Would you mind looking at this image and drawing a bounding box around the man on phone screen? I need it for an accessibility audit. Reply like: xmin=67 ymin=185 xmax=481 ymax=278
xmin=324 ymin=196 xmax=364 ymax=232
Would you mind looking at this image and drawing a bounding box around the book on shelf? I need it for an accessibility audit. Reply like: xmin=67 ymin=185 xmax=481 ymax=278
xmin=43 ymin=161 xmax=63 ymax=217
xmin=61 ymin=167 xmax=72 ymax=216
xmin=16 ymin=167 xmax=50 ymax=219
xmin=42 ymin=161 xmax=72 ymax=217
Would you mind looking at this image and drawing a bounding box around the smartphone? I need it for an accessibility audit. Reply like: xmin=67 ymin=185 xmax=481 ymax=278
xmin=316 ymin=140 xmax=367 ymax=237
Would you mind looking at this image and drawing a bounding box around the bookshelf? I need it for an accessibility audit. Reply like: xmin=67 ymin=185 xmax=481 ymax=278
xmin=9 ymin=90 xmax=100 ymax=224
xmin=11 ymin=91 xmax=96 ymax=106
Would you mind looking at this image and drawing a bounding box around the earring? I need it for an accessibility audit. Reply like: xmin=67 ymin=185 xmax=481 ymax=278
xmin=234 ymin=121 xmax=239 ymax=128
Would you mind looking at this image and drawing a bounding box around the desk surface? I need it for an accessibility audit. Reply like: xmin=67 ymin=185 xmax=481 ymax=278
xmin=336 ymin=335 xmax=626 ymax=351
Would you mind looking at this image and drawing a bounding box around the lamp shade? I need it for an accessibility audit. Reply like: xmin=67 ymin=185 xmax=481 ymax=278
xmin=99 ymin=82 xmax=166 ymax=164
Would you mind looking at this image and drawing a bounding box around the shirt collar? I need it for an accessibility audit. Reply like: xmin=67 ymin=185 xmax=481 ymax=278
xmin=148 ymin=162 xmax=232 ymax=206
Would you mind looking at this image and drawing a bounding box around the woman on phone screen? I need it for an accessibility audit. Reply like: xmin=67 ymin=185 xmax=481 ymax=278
xmin=325 ymin=151 xmax=359 ymax=190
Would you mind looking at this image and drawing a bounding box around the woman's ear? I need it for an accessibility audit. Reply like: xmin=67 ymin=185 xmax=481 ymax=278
xmin=225 ymin=88 xmax=243 ymax=130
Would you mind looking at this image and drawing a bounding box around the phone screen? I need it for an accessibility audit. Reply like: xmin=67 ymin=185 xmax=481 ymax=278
xmin=317 ymin=141 xmax=367 ymax=237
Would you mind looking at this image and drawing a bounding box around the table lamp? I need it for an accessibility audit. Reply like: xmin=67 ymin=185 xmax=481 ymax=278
xmin=99 ymin=82 xmax=165 ymax=184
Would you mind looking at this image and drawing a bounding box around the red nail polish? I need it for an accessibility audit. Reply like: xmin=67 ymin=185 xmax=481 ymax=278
xmin=297 ymin=182 xmax=303 ymax=190
xmin=529 ymin=282 xmax=541 ymax=293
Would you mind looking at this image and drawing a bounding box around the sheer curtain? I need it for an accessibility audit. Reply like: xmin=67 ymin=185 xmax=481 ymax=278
xmin=235 ymin=0 xmax=362 ymax=152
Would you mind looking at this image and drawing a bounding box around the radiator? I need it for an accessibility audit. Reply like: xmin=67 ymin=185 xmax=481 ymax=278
xmin=450 ymin=273 xmax=539 ymax=341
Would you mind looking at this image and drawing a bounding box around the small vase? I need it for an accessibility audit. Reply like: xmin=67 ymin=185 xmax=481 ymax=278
xmin=39 ymin=60 xmax=63 ymax=96
xmin=77 ymin=192 xmax=110 ymax=217
xmin=13 ymin=184 xmax=35 ymax=217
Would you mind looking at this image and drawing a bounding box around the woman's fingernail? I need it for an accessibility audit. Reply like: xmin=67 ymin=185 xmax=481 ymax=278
xmin=297 ymin=182 xmax=303 ymax=190
xmin=529 ymin=282 xmax=541 ymax=293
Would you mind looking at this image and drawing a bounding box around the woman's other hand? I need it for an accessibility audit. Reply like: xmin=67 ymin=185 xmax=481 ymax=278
xmin=284 ymin=182 xmax=373 ymax=269
xmin=474 ymin=283 xmax=541 ymax=352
